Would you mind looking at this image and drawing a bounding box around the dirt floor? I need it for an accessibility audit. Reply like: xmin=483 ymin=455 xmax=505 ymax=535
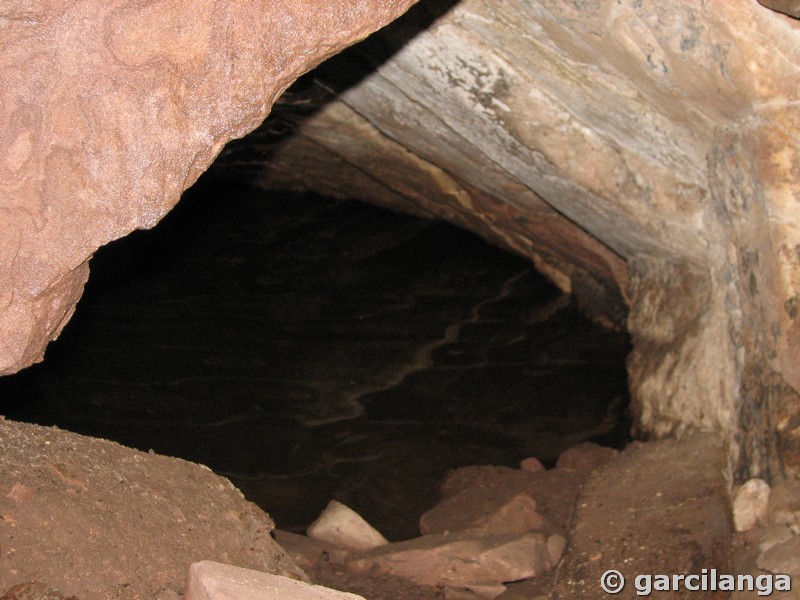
xmin=0 ymin=418 xmax=304 ymax=600
xmin=0 ymin=419 xmax=737 ymax=600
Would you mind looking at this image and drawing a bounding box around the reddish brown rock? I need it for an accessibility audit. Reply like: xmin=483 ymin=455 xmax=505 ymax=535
xmin=555 ymin=443 xmax=619 ymax=474
xmin=0 ymin=0 xmax=419 ymax=376
xmin=347 ymin=531 xmax=553 ymax=589
xmin=553 ymin=434 xmax=732 ymax=599
xmin=0 ymin=419 xmax=304 ymax=600
xmin=756 ymin=537 xmax=800 ymax=576
xmin=419 ymin=489 xmax=544 ymax=537
xmin=438 ymin=465 xmax=583 ymax=535
xmin=186 ymin=561 xmax=365 ymax=600
xmin=767 ymin=479 xmax=800 ymax=530
xmin=273 ymin=530 xmax=350 ymax=571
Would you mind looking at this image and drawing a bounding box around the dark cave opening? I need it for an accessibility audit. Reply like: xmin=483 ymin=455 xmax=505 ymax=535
xmin=0 ymin=173 xmax=631 ymax=541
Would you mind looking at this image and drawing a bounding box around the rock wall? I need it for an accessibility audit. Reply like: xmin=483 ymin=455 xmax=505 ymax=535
xmin=216 ymin=0 xmax=800 ymax=480
xmin=2 ymin=0 xmax=799 ymax=480
xmin=0 ymin=0 xmax=419 ymax=376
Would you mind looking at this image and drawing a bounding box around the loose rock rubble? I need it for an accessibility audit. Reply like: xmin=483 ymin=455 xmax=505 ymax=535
xmin=307 ymin=501 xmax=389 ymax=552
xmin=4 ymin=422 xmax=799 ymax=600
xmin=276 ymin=442 xmax=618 ymax=600
xmin=731 ymin=477 xmax=800 ymax=599
xmin=185 ymin=561 xmax=365 ymax=600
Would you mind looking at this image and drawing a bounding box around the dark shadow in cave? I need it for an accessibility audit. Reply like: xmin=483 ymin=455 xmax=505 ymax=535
xmin=217 ymin=0 xmax=465 ymax=179
xmin=0 ymin=172 xmax=630 ymax=541
xmin=0 ymin=0 xmax=632 ymax=541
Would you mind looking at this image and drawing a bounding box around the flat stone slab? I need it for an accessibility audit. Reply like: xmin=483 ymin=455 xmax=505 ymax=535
xmin=552 ymin=433 xmax=732 ymax=599
xmin=347 ymin=531 xmax=553 ymax=588
xmin=419 ymin=489 xmax=543 ymax=536
xmin=186 ymin=561 xmax=366 ymax=600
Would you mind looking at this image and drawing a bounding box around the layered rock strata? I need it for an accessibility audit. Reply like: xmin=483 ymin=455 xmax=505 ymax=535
xmin=215 ymin=0 xmax=800 ymax=480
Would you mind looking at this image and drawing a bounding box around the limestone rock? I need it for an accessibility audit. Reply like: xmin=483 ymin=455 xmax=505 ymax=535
xmin=216 ymin=0 xmax=800 ymax=480
xmin=186 ymin=561 xmax=365 ymax=600
xmin=733 ymin=479 xmax=771 ymax=532
xmin=307 ymin=500 xmax=389 ymax=552
xmin=346 ymin=531 xmax=553 ymax=588
xmin=419 ymin=490 xmax=544 ymax=537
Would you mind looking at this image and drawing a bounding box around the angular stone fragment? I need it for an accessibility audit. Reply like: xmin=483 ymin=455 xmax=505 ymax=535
xmin=555 ymin=443 xmax=618 ymax=474
xmin=438 ymin=464 xmax=583 ymax=534
xmin=444 ymin=583 xmax=508 ymax=600
xmin=347 ymin=531 xmax=553 ymax=588
xmin=768 ymin=479 xmax=800 ymax=531
xmin=759 ymin=526 xmax=794 ymax=554
xmin=272 ymin=529 xmax=349 ymax=570
xmin=553 ymin=434 xmax=732 ymax=599
xmin=546 ymin=533 xmax=566 ymax=566
xmin=420 ymin=489 xmax=543 ymax=536
xmin=756 ymin=536 xmax=800 ymax=576
xmin=733 ymin=479 xmax=771 ymax=532
xmin=307 ymin=500 xmax=388 ymax=551
xmin=186 ymin=561 xmax=365 ymax=600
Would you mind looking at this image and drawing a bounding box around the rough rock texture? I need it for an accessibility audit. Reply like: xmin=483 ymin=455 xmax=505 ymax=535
xmin=0 ymin=418 xmax=304 ymax=599
xmin=552 ymin=433 xmax=732 ymax=599
xmin=0 ymin=0 xmax=419 ymax=376
xmin=216 ymin=0 xmax=800 ymax=480
xmin=307 ymin=501 xmax=389 ymax=552
xmin=3 ymin=0 xmax=800 ymax=480
xmin=186 ymin=561 xmax=366 ymax=600
xmin=346 ymin=531 xmax=553 ymax=589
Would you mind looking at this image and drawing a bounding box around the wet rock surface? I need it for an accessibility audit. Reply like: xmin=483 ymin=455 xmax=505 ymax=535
xmin=0 ymin=175 xmax=630 ymax=541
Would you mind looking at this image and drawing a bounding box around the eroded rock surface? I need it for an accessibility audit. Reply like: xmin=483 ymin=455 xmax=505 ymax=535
xmin=216 ymin=0 xmax=800 ymax=479
xmin=0 ymin=0 xmax=418 ymax=376
xmin=2 ymin=0 xmax=800 ymax=480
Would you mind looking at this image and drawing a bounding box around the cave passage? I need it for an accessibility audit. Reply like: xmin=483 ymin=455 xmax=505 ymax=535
xmin=0 ymin=174 xmax=630 ymax=540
